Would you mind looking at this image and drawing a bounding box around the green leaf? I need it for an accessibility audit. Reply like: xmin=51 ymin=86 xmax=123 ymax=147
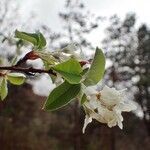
xmin=44 ymin=81 xmax=81 ymax=111
xmin=84 ymin=48 xmax=105 ymax=86
xmin=15 ymin=30 xmax=38 ymax=45
xmin=0 ymin=78 xmax=8 ymax=100
xmin=37 ymin=33 xmax=47 ymax=49
xmin=52 ymin=58 xmax=82 ymax=84
xmin=7 ymin=73 xmax=26 ymax=85
xmin=76 ymin=83 xmax=85 ymax=100
xmin=81 ymin=68 xmax=89 ymax=76
xmin=81 ymin=94 xmax=87 ymax=105
xmin=15 ymin=30 xmax=46 ymax=49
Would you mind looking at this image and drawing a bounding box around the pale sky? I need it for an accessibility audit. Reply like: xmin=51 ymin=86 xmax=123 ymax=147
xmin=18 ymin=0 xmax=150 ymax=47
xmin=19 ymin=0 xmax=150 ymax=25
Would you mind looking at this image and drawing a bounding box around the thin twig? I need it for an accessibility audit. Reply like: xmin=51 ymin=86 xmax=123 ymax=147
xmin=0 ymin=66 xmax=56 ymax=76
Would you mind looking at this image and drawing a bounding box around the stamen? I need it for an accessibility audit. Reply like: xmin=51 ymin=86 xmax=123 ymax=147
xmin=96 ymin=93 xmax=101 ymax=100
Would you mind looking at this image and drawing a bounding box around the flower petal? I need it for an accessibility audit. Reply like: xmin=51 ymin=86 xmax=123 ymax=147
xmin=117 ymin=120 xmax=123 ymax=129
xmin=115 ymin=102 xmax=137 ymax=112
xmin=108 ymin=119 xmax=117 ymax=128
xmin=100 ymin=86 xmax=123 ymax=106
xmin=82 ymin=115 xmax=92 ymax=133
xmin=84 ymin=86 xmax=97 ymax=95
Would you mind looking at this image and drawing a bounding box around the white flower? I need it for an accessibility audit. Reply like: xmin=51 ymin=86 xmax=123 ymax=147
xmin=82 ymin=85 xmax=137 ymax=133
xmin=51 ymin=44 xmax=78 ymax=62
xmin=62 ymin=43 xmax=86 ymax=61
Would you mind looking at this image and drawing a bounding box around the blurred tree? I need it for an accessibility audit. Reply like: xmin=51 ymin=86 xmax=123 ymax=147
xmin=58 ymin=0 xmax=102 ymax=48
xmin=102 ymin=14 xmax=150 ymax=136
xmin=0 ymin=0 xmax=27 ymax=59
xmin=41 ymin=0 xmax=103 ymax=51
xmin=102 ymin=13 xmax=137 ymax=87
xmin=135 ymin=25 xmax=150 ymax=135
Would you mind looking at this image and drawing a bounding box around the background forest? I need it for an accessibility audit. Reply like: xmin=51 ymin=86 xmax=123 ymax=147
xmin=0 ymin=0 xmax=149 ymax=149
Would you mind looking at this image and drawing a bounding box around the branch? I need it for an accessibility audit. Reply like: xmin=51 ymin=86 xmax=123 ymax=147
xmin=0 ymin=66 xmax=56 ymax=76
xmin=15 ymin=51 xmax=39 ymax=67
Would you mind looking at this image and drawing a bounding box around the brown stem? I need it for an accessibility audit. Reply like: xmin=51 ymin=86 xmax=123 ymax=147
xmin=0 ymin=66 xmax=56 ymax=76
xmin=15 ymin=51 xmax=39 ymax=67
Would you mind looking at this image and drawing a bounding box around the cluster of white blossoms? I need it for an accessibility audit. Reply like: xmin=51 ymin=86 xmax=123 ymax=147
xmin=82 ymin=85 xmax=137 ymax=133
xmin=52 ymin=43 xmax=86 ymax=62
xmin=41 ymin=43 xmax=137 ymax=133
